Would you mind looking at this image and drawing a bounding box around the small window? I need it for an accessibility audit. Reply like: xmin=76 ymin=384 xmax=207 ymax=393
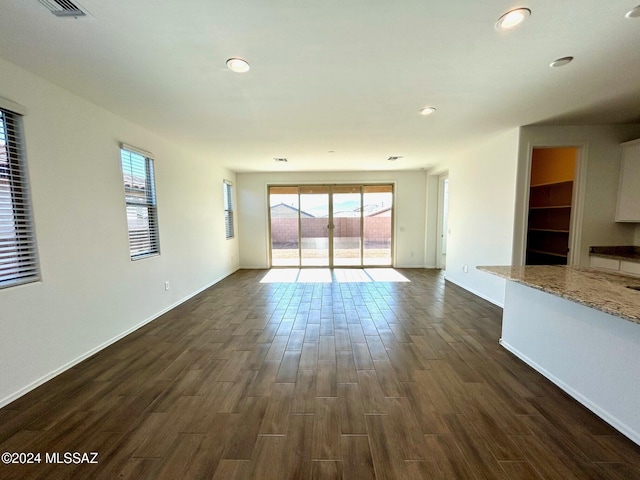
xmin=120 ymin=144 xmax=159 ymax=259
xmin=224 ymin=180 xmax=234 ymax=239
xmin=0 ymin=107 xmax=39 ymax=289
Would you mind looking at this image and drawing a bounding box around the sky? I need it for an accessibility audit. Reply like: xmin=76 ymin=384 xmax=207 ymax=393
xmin=270 ymin=192 xmax=392 ymax=217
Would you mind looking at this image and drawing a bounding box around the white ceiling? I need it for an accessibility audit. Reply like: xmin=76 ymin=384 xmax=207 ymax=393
xmin=1 ymin=0 xmax=639 ymax=172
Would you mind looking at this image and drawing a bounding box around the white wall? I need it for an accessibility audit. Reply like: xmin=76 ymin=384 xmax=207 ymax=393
xmin=0 ymin=58 xmax=239 ymax=406
xmin=515 ymin=125 xmax=640 ymax=266
xmin=236 ymin=171 xmax=428 ymax=269
xmin=434 ymin=129 xmax=521 ymax=306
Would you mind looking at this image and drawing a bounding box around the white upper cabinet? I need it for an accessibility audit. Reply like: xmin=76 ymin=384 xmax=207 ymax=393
xmin=616 ymin=139 xmax=640 ymax=222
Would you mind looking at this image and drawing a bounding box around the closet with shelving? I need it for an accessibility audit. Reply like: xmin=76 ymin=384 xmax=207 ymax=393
xmin=525 ymin=147 xmax=577 ymax=265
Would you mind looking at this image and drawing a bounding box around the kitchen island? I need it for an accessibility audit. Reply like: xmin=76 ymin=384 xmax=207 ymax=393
xmin=479 ymin=265 xmax=640 ymax=445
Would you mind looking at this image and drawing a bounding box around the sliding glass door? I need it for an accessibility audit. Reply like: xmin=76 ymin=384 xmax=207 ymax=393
xmin=332 ymin=186 xmax=362 ymax=266
xmin=363 ymin=185 xmax=393 ymax=265
xmin=269 ymin=184 xmax=393 ymax=267
xmin=269 ymin=186 xmax=300 ymax=266
xmin=299 ymin=186 xmax=329 ymax=266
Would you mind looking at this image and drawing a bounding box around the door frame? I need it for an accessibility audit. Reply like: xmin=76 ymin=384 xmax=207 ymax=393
xmin=518 ymin=144 xmax=587 ymax=266
xmin=267 ymin=183 xmax=395 ymax=268
xmin=435 ymin=174 xmax=449 ymax=270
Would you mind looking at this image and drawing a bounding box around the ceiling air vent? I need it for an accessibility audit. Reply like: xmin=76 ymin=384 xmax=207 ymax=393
xmin=37 ymin=0 xmax=87 ymax=18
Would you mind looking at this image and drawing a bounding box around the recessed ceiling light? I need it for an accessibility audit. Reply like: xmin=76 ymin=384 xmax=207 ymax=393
xmin=419 ymin=107 xmax=437 ymax=116
xmin=496 ymin=8 xmax=531 ymax=30
xmin=274 ymin=157 xmax=288 ymax=163
xmin=626 ymin=5 xmax=640 ymax=18
xmin=550 ymin=56 xmax=574 ymax=68
xmin=419 ymin=106 xmax=436 ymax=116
xmin=226 ymin=58 xmax=250 ymax=73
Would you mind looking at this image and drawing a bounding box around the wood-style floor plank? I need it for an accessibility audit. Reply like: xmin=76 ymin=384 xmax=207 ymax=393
xmin=1 ymin=268 xmax=639 ymax=479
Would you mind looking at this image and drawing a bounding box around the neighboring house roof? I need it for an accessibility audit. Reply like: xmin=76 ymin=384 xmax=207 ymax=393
xmin=334 ymin=204 xmax=392 ymax=217
xmin=270 ymin=203 xmax=315 ymax=218
xmin=367 ymin=207 xmax=392 ymax=217
xmin=271 ymin=202 xmax=390 ymax=218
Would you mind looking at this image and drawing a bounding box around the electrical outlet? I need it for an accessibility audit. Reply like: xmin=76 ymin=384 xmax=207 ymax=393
xmin=165 ymin=281 xmax=170 ymax=291
xmin=462 ymin=265 xmax=469 ymax=273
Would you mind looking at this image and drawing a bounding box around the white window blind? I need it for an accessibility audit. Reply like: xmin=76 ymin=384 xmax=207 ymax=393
xmin=224 ymin=180 xmax=234 ymax=239
xmin=0 ymin=107 xmax=39 ymax=288
xmin=120 ymin=145 xmax=160 ymax=259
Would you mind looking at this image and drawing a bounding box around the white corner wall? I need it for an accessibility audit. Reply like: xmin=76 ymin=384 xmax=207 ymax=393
xmin=514 ymin=125 xmax=640 ymax=266
xmin=0 ymin=58 xmax=239 ymax=406
xmin=236 ymin=171 xmax=428 ymax=269
xmin=425 ymin=124 xmax=640 ymax=306
xmin=423 ymin=174 xmax=440 ymax=268
xmin=501 ymin=281 xmax=640 ymax=445
xmin=436 ymin=129 xmax=521 ymax=306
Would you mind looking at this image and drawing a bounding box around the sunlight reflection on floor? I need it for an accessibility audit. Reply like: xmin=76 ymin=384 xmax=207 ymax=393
xmin=333 ymin=269 xmax=371 ymax=283
xmin=259 ymin=268 xmax=410 ymax=284
xmin=259 ymin=269 xmax=300 ymax=283
xmin=297 ymin=269 xmax=333 ymax=283
xmin=364 ymin=268 xmax=410 ymax=282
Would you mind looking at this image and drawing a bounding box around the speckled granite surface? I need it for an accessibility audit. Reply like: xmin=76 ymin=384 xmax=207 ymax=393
xmin=478 ymin=265 xmax=640 ymax=324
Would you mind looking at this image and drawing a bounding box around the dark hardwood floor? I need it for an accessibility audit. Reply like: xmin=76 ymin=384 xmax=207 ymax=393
xmin=1 ymin=268 xmax=640 ymax=479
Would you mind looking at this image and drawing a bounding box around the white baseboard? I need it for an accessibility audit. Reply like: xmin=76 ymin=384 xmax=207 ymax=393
xmin=500 ymin=339 xmax=640 ymax=447
xmin=0 ymin=268 xmax=239 ymax=409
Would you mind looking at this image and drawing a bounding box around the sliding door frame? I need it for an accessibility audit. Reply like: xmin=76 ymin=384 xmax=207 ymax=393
xmin=267 ymin=183 xmax=395 ymax=268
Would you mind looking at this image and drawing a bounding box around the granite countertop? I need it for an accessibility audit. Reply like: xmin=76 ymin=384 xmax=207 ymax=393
xmin=589 ymin=246 xmax=640 ymax=262
xmin=478 ymin=265 xmax=640 ymax=324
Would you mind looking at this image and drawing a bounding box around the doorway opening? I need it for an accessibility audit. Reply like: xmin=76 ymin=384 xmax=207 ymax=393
xmin=436 ymin=175 xmax=449 ymax=270
xmin=268 ymin=184 xmax=394 ymax=267
xmin=525 ymin=147 xmax=578 ymax=265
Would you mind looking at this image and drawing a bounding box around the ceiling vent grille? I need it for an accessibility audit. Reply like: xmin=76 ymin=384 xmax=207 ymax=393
xmin=36 ymin=0 xmax=87 ymax=18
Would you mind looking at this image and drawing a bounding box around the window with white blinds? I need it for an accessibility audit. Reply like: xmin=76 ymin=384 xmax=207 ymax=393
xmin=0 ymin=107 xmax=39 ymax=289
xmin=120 ymin=145 xmax=160 ymax=259
xmin=224 ymin=180 xmax=234 ymax=239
